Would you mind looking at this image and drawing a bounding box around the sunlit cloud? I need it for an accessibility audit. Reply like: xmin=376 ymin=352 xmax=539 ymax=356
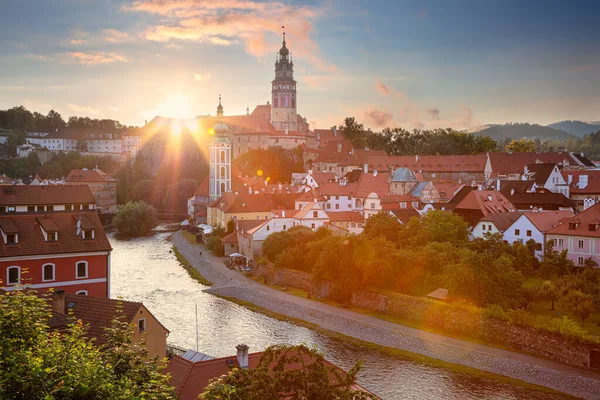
xmin=107 ymin=106 xmax=119 ymax=112
xmin=124 ymin=0 xmax=337 ymax=72
xmin=375 ymin=79 xmax=389 ymax=95
xmin=426 ymin=108 xmax=440 ymax=120
xmin=364 ymin=108 xmax=393 ymax=127
xmin=103 ymin=29 xmax=130 ymax=43
xmin=68 ymin=104 xmax=103 ymax=115
xmin=193 ymin=73 xmax=211 ymax=81
xmin=66 ymin=51 xmax=128 ymax=64
xmin=142 ymin=92 xmax=196 ymax=120
xmin=26 ymin=54 xmax=52 ymax=62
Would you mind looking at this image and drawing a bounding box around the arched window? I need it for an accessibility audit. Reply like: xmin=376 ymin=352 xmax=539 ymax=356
xmin=76 ymin=261 xmax=88 ymax=279
xmin=291 ymin=98 xmax=295 ymax=108
xmin=220 ymin=151 xmax=225 ymax=163
xmin=220 ymin=182 xmax=226 ymax=193
xmin=6 ymin=266 xmax=20 ymax=285
xmin=42 ymin=263 xmax=55 ymax=282
xmin=76 ymin=290 xmax=88 ymax=296
xmin=220 ymin=166 xmax=226 ymax=179
xmin=273 ymin=97 xmax=278 ymax=108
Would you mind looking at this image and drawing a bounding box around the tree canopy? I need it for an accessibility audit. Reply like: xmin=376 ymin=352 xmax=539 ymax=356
xmin=0 ymin=289 xmax=174 ymax=399
xmin=112 ymin=201 xmax=158 ymax=237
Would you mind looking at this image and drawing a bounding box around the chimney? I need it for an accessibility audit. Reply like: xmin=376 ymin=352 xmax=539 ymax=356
xmin=333 ymin=126 xmax=337 ymax=137
xmin=236 ymin=344 xmax=249 ymax=369
xmin=496 ymin=179 xmax=500 ymax=191
xmin=248 ymin=187 xmax=252 ymax=194
xmin=373 ymin=170 xmax=378 ymax=177
xmin=580 ymin=175 xmax=588 ymax=189
xmin=337 ymin=143 xmax=342 ymax=153
xmin=415 ymin=155 xmax=419 ymax=162
xmin=363 ymin=163 xmax=368 ymax=174
xmin=282 ymin=210 xmax=285 ymax=218
xmin=52 ymin=290 xmax=65 ymax=315
xmin=568 ymin=174 xmax=573 ymax=184
xmin=278 ymin=183 xmax=282 ymax=191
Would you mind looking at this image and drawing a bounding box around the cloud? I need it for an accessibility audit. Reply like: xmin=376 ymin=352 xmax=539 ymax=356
xmin=426 ymin=108 xmax=440 ymax=120
xmin=106 ymin=106 xmax=119 ymax=112
xmin=193 ymin=72 xmax=211 ymax=81
xmin=571 ymin=65 xmax=597 ymax=72
xmin=303 ymin=75 xmax=331 ymax=87
xmin=26 ymin=54 xmax=52 ymax=62
xmin=364 ymin=108 xmax=394 ymax=127
xmin=103 ymin=29 xmax=130 ymax=43
xmin=66 ymin=51 xmax=128 ymax=64
xmin=68 ymin=104 xmax=102 ymax=115
xmin=375 ymin=79 xmax=389 ymax=95
xmin=124 ymin=0 xmax=336 ymax=72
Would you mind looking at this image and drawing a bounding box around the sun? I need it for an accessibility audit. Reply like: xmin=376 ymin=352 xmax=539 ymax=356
xmin=143 ymin=92 xmax=195 ymax=120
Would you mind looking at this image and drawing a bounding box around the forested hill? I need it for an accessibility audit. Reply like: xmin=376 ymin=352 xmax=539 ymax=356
xmin=471 ymin=123 xmax=574 ymax=142
xmin=547 ymin=120 xmax=600 ymax=137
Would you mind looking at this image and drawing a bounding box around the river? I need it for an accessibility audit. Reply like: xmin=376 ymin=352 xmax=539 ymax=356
xmin=109 ymin=232 xmax=570 ymax=400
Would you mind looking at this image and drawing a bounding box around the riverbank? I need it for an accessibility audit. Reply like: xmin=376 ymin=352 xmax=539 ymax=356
xmin=171 ymin=230 xmax=600 ymax=399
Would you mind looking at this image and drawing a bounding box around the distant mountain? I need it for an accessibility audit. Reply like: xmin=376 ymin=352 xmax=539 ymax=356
xmin=546 ymin=120 xmax=600 ymax=137
xmin=461 ymin=124 xmax=499 ymax=134
xmin=471 ymin=123 xmax=574 ymax=142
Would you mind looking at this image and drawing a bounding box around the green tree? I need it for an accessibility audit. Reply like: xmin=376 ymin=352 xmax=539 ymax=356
xmin=537 ymin=280 xmax=560 ymax=311
xmin=398 ymin=210 xmax=470 ymax=247
xmin=362 ymin=211 xmax=402 ymax=242
xmin=76 ymin=139 xmax=89 ymax=152
xmin=565 ymin=289 xmax=595 ymax=326
xmin=200 ymin=344 xmax=376 ymax=400
xmin=112 ymin=201 xmax=158 ymax=237
xmin=339 ymin=117 xmax=367 ymax=149
xmin=0 ymin=289 xmax=174 ymax=399
xmin=540 ymin=241 xmax=573 ymax=278
xmin=505 ymin=138 xmax=537 ymax=152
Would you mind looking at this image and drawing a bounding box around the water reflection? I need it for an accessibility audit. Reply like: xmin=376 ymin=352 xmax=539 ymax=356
xmin=110 ymin=232 xmax=569 ymax=400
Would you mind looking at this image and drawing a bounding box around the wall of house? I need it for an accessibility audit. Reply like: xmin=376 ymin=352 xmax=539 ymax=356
xmin=548 ymin=234 xmax=600 ymax=267
xmin=0 ymin=253 xmax=110 ymax=297
xmin=323 ymin=194 xmax=354 ymax=212
xmin=133 ymin=306 xmax=168 ymax=362
xmin=504 ymin=216 xmax=545 ymax=258
xmin=472 ymin=221 xmax=500 ymax=239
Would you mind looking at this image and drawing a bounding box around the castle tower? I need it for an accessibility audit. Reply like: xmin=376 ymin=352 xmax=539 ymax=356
xmin=270 ymin=28 xmax=298 ymax=132
xmin=209 ymin=95 xmax=231 ymax=201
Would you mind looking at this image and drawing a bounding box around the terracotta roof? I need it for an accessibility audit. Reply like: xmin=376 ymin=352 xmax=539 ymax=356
xmin=455 ymin=190 xmax=516 ymax=216
xmin=311 ymin=172 xmax=335 ymax=185
xmin=220 ymin=231 xmax=238 ymax=244
xmin=318 ymin=182 xmax=358 ymax=197
xmin=380 ymin=194 xmax=420 ymax=210
xmin=353 ymin=149 xmax=386 ymax=165
xmin=523 ymin=210 xmax=575 ymax=232
xmin=354 ymin=171 xmax=390 ymax=199
xmin=391 ymin=209 xmax=420 ymax=224
xmin=0 ymin=185 xmax=95 ymax=206
xmin=314 ymin=140 xmax=356 ymax=164
xmin=165 ymin=350 xmax=373 ymax=400
xmin=499 ymin=180 xmax=535 ymax=196
xmin=295 ymin=189 xmax=326 ymax=203
xmin=489 ymin=152 xmax=577 ymax=177
xmin=548 ymin=205 xmax=600 ymax=238
xmin=313 ymin=128 xmax=343 ymax=147
xmin=434 ymin=183 xmax=465 ymax=201
xmin=505 ymin=191 xmax=575 ymax=210
xmin=45 ymin=292 xmax=168 ymax=345
xmin=194 ymin=177 xmax=209 ymax=196
xmin=367 ymin=155 xmax=487 ymax=173
xmin=236 ymin=219 xmax=264 ymax=233
xmin=527 ymin=163 xmax=557 ymax=185
xmin=0 ymin=212 xmax=111 ymax=257
xmin=478 ymin=212 xmax=523 ymax=231
xmin=326 ymin=211 xmax=364 ymax=223
xmin=65 ymin=168 xmax=116 ymax=183
xmin=562 ymin=170 xmax=600 ymax=194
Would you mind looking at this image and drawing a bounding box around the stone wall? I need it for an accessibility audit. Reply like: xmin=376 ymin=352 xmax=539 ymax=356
xmin=273 ymin=268 xmax=313 ymax=292
xmin=351 ymin=290 xmax=388 ymax=312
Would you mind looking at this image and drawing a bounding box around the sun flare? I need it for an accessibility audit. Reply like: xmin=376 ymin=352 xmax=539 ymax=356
xmin=143 ymin=92 xmax=195 ymax=120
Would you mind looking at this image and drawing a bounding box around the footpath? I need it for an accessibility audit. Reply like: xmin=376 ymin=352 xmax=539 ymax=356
xmin=172 ymin=230 xmax=600 ymax=399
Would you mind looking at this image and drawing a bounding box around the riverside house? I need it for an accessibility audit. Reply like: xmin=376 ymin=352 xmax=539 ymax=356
xmin=547 ymin=204 xmax=600 ymax=267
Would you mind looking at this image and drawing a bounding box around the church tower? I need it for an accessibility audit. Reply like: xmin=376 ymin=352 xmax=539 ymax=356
xmin=270 ymin=29 xmax=298 ymax=132
xmin=209 ymin=95 xmax=231 ymax=201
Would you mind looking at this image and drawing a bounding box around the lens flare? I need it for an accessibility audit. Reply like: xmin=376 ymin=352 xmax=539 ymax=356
xmin=256 ymin=169 xmax=264 ymax=177
xmin=209 ymin=128 xmax=215 ymax=136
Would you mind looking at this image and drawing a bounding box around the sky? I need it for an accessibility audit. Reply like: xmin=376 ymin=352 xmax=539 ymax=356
xmin=1 ymin=0 xmax=599 ymax=131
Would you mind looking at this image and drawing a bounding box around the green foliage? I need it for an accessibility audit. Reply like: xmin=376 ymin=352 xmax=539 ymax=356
xmin=206 ymin=226 xmax=226 ymax=256
xmin=398 ymin=210 xmax=470 ymax=247
xmin=362 ymin=211 xmax=402 ymax=242
xmin=539 ymin=241 xmax=573 ymax=278
xmin=263 ymin=225 xmax=315 ymax=264
xmin=537 ymin=280 xmax=560 ymax=311
xmin=200 ymin=344 xmax=376 ymax=400
xmin=112 ymin=201 xmax=158 ymax=237
xmin=339 ymin=117 xmax=368 ymax=149
xmin=233 ymin=146 xmax=303 ymax=183
xmin=0 ymin=289 xmax=175 ymax=399
xmin=162 ymin=178 xmax=199 ymax=213
xmin=564 ymin=289 xmax=595 ymax=325
xmin=505 ymin=138 xmax=537 ymax=152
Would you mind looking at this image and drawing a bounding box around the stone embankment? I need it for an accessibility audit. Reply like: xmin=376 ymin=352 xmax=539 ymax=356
xmin=172 ymin=231 xmax=600 ymax=400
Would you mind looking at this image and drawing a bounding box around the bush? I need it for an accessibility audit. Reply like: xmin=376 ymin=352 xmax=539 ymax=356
xmin=112 ymin=201 xmax=158 ymax=237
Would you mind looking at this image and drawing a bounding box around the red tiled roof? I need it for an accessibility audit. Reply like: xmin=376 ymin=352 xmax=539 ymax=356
xmin=527 ymin=163 xmax=557 ymax=185
xmin=220 ymin=232 xmax=238 ymax=244
xmin=313 ymin=128 xmax=343 ymax=148
xmin=354 ymin=171 xmax=390 ymax=199
xmin=489 ymin=152 xmax=575 ymax=177
xmin=318 ymin=182 xmax=358 ymax=197
xmin=314 ymin=140 xmax=355 ymax=164
xmin=391 ymin=209 xmax=420 ymax=224
xmin=194 ymin=177 xmax=209 ymax=196
xmin=434 ymin=183 xmax=465 ymax=201
xmin=523 ymin=210 xmax=575 ymax=232
xmin=478 ymin=212 xmax=524 ymax=231
xmin=0 ymin=185 xmax=96 ymax=206
xmin=455 ymin=190 xmax=515 ymax=216
xmin=367 ymin=155 xmax=487 ymax=173
xmin=165 ymin=350 xmax=372 ymax=400
xmin=311 ymin=172 xmax=334 ymax=185
xmin=561 ymin=170 xmax=600 ymax=194
xmin=326 ymin=211 xmax=364 ymax=223
xmin=213 ymin=193 xmax=301 ymax=214
xmin=548 ymin=205 xmax=600 ymax=238
xmin=65 ymin=168 xmax=116 ymax=183
xmin=0 ymin=212 xmax=111 ymax=257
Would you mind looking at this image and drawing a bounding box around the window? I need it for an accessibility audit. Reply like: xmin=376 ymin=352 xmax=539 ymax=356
xmin=313 ymin=211 xmax=318 ymax=217
xmin=138 ymin=318 xmax=146 ymax=332
xmin=335 ymin=204 xmax=340 ymax=210
xmin=82 ymin=204 xmax=89 ymax=210
xmin=370 ymin=202 xmax=376 ymax=209
xmin=578 ymin=257 xmax=584 ymax=266
xmin=535 ymin=242 xmax=542 ymax=251
xmin=559 ymin=238 xmax=564 ymax=247
xmin=515 ymin=229 xmax=520 ymax=236
xmin=326 ymin=204 xmax=331 ymax=209
xmin=266 ymin=225 xmax=270 ymax=231
xmin=42 ymin=263 xmax=55 ymax=281
xmin=311 ymin=223 xmax=316 ymax=229
xmin=526 ymin=230 xmax=532 ymax=237
xmin=76 ymin=261 xmax=88 ymax=279
xmin=6 ymin=234 xmax=17 ymax=244
xmin=7 ymin=266 xmax=20 ymax=285
xmin=482 ymin=225 xmax=486 ymax=231
xmin=7 ymin=206 xmax=15 ymax=212
xmin=579 ymin=240 xmax=584 ymax=249
xmin=283 ymin=225 xmax=287 ymax=230
xmin=488 ymin=225 xmax=492 ymax=230
xmin=47 ymin=205 xmax=54 ymax=212
xmin=65 ymin=205 xmax=72 ymax=211
xmin=27 ymin=206 xmax=35 ymax=212
xmin=47 ymin=232 xmax=57 ymax=242
xmin=76 ymin=290 xmax=88 ymax=296
xmin=82 ymin=230 xmax=93 ymax=240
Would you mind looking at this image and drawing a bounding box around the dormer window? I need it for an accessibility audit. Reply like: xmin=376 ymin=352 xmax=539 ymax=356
xmin=7 ymin=206 xmax=15 ymax=212
xmin=6 ymin=233 xmax=17 ymax=244
xmin=569 ymin=222 xmax=579 ymax=230
xmin=82 ymin=229 xmax=94 ymax=240
xmin=47 ymin=232 xmax=57 ymax=241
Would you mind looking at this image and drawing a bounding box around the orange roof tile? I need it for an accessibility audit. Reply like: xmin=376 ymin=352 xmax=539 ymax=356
xmin=354 ymin=171 xmax=390 ymax=199
xmin=367 ymin=155 xmax=487 ymax=173
xmin=0 ymin=185 xmax=96 ymax=206
xmin=548 ymin=205 xmax=600 ymax=238
xmin=65 ymin=168 xmax=116 ymax=183
xmin=455 ymin=190 xmax=515 ymax=216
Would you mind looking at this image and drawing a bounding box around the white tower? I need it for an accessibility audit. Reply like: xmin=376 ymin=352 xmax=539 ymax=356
xmin=209 ymin=96 xmax=231 ymax=201
xmin=270 ymin=29 xmax=298 ymax=132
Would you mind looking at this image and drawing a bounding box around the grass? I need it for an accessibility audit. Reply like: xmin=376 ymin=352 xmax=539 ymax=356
xmin=181 ymin=230 xmax=198 ymax=245
xmin=212 ymin=293 xmax=575 ymax=399
xmin=172 ymin=246 xmax=212 ymax=287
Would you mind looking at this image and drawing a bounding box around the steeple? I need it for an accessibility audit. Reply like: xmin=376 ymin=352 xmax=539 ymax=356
xmin=216 ymin=94 xmax=223 ymax=118
xmin=271 ymin=25 xmax=298 ymax=132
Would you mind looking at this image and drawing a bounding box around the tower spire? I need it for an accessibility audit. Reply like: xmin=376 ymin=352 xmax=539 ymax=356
xmin=282 ymin=25 xmax=285 ymax=45
xmin=216 ymin=94 xmax=223 ymax=118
